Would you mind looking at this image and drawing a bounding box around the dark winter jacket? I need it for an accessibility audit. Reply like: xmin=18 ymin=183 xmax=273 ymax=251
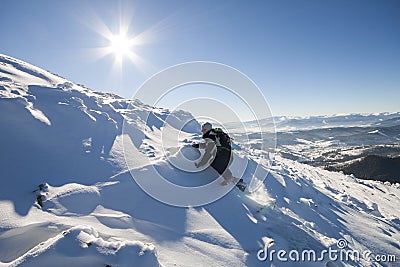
xmin=196 ymin=129 xmax=232 ymax=174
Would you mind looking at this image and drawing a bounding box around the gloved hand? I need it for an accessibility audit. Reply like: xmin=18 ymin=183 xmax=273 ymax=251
xmin=192 ymin=143 xmax=199 ymax=148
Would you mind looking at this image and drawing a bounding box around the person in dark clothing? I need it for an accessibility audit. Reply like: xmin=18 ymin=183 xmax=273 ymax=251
xmin=192 ymin=122 xmax=236 ymax=185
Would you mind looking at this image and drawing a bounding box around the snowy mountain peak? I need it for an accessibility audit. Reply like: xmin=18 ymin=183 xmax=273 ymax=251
xmin=0 ymin=54 xmax=66 ymax=87
xmin=0 ymin=55 xmax=399 ymax=266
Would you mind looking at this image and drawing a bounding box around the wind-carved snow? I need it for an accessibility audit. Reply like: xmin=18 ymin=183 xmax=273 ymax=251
xmin=0 ymin=54 xmax=399 ymax=267
xmin=0 ymin=224 xmax=158 ymax=267
xmin=25 ymin=102 xmax=51 ymax=126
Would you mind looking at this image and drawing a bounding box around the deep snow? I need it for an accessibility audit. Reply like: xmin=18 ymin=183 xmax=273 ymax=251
xmin=0 ymin=54 xmax=399 ymax=266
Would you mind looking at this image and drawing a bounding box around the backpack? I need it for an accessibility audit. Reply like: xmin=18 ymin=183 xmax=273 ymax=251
xmin=213 ymin=128 xmax=231 ymax=149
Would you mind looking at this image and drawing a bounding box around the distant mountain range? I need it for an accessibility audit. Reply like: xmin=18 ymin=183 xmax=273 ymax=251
xmin=229 ymin=112 xmax=400 ymax=183
xmin=226 ymin=112 xmax=400 ymax=133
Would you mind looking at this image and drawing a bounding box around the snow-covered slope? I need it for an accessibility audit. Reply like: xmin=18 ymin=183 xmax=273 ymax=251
xmin=0 ymin=54 xmax=399 ymax=267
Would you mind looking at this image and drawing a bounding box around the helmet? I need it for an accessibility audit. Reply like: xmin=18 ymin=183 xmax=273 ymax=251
xmin=201 ymin=122 xmax=212 ymax=131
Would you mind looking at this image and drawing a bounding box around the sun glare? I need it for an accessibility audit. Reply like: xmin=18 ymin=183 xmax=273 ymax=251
xmin=85 ymin=2 xmax=152 ymax=72
xmin=108 ymin=34 xmax=133 ymax=60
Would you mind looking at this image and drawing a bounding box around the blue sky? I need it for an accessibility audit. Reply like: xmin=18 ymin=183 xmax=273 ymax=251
xmin=1 ymin=0 xmax=399 ymax=118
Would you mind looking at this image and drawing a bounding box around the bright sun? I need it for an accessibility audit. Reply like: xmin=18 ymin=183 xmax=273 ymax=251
xmin=108 ymin=34 xmax=133 ymax=60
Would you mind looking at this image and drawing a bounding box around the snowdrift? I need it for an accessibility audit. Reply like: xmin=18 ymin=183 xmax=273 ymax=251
xmin=0 ymin=54 xmax=399 ymax=267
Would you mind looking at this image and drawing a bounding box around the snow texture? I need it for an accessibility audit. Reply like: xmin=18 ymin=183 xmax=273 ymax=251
xmin=0 ymin=54 xmax=399 ymax=266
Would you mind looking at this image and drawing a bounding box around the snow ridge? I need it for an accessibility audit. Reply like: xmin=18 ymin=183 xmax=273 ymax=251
xmin=0 ymin=55 xmax=399 ymax=267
